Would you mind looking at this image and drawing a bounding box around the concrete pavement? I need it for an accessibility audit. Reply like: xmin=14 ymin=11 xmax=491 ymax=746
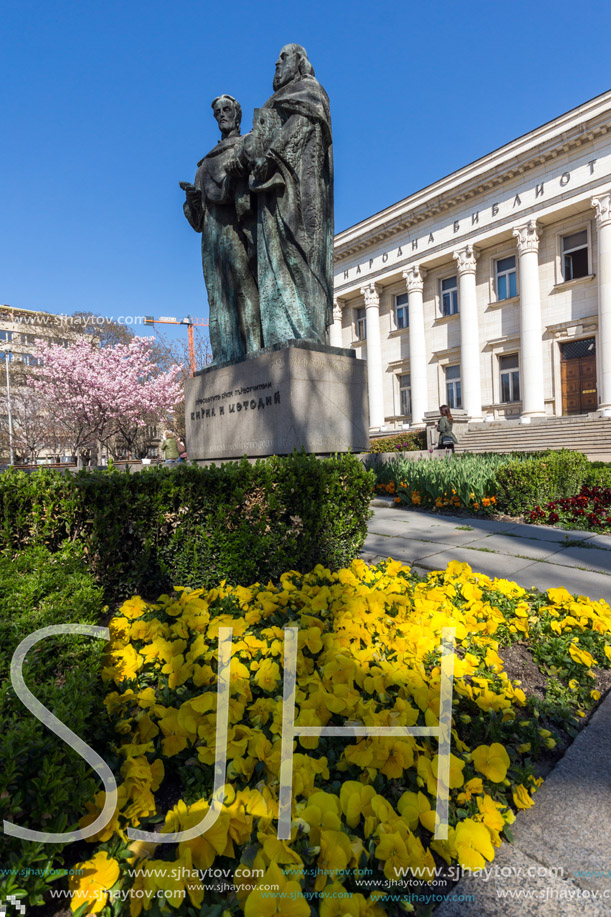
xmin=362 ymin=499 xmax=611 ymax=601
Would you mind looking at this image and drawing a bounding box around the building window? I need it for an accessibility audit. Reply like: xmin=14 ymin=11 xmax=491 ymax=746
xmin=441 ymin=276 xmax=458 ymax=315
xmin=0 ymin=352 xmax=13 ymax=363
xmin=444 ymin=364 xmax=462 ymax=409
xmin=499 ymin=353 xmax=520 ymax=403
xmin=495 ymin=255 xmax=517 ymax=300
xmin=399 ymin=373 xmax=411 ymax=416
xmin=21 ymin=354 xmax=43 ymax=366
xmin=562 ymin=229 xmax=589 ymax=281
xmin=20 ymin=333 xmax=38 ymax=345
xmin=0 ymin=331 xmax=13 ymax=343
xmin=395 ymin=293 xmax=409 ymax=329
xmin=355 ymin=308 xmax=366 ymax=341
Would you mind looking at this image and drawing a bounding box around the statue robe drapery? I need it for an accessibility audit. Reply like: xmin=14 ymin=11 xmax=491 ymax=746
xmin=184 ymin=136 xmax=261 ymax=363
xmin=251 ymin=74 xmax=333 ymax=346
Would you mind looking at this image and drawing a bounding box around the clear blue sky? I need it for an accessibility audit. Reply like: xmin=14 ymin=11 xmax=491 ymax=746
xmin=2 ymin=0 xmax=611 ymax=343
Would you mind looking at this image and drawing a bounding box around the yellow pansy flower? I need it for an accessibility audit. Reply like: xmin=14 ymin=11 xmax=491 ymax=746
xmin=375 ymin=832 xmax=412 ymax=881
xmin=432 ymin=752 xmax=465 ymax=789
xmin=118 ymin=596 xmax=148 ymax=619
xmin=69 ymin=851 xmax=120 ymax=914
xmin=456 ymin=777 xmax=484 ymax=804
xmin=397 ymin=790 xmax=430 ymax=832
xmin=244 ymin=862 xmax=309 ymax=916
xmin=254 ymin=658 xmax=282 ymax=693
xmin=547 ymin=587 xmax=573 ymax=605
xmin=568 ymin=642 xmax=595 ymax=667
xmin=340 ymin=781 xmax=376 ymax=829
xmin=512 ymin=784 xmax=535 ymax=809
xmin=320 ymin=883 xmax=366 ymax=916
xmin=162 ymin=798 xmax=231 ymax=869
xmin=454 ymin=818 xmax=495 ymax=870
xmin=471 ymin=743 xmax=510 ymax=782
xmin=316 ymin=829 xmax=354 ymax=889
xmin=476 ymin=794 xmax=506 ymax=833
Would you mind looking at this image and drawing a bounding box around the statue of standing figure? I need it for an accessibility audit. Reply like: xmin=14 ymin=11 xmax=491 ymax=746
xmin=180 ymin=95 xmax=262 ymax=363
xmin=181 ymin=45 xmax=333 ymax=364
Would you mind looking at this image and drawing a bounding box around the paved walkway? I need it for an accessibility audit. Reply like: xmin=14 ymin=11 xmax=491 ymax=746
xmin=362 ymin=500 xmax=611 ymax=915
xmin=362 ymin=499 xmax=611 ymax=601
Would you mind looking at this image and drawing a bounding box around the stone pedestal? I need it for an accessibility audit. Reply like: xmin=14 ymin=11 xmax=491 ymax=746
xmin=185 ymin=340 xmax=369 ymax=460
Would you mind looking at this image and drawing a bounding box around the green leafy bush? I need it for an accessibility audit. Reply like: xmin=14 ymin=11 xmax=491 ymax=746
xmin=495 ymin=450 xmax=589 ymax=516
xmin=584 ymin=460 xmax=611 ymax=488
xmin=0 ymin=545 xmax=107 ymax=908
xmin=368 ymin=430 xmax=427 ymax=453
xmin=0 ymin=454 xmax=374 ymax=602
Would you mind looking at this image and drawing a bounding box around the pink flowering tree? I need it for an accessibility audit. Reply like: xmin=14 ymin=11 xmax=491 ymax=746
xmin=29 ymin=337 xmax=183 ymax=465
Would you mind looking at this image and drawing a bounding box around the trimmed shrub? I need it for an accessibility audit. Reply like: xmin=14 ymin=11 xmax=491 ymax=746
xmin=368 ymin=430 xmax=427 ymax=453
xmin=584 ymin=461 xmax=611 ymax=489
xmin=0 ymin=453 xmax=374 ymax=601
xmin=495 ymin=450 xmax=589 ymax=516
xmin=0 ymin=545 xmax=107 ymax=907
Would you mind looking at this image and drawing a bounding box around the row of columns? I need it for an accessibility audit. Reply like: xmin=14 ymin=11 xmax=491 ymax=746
xmin=593 ymin=192 xmax=611 ymax=414
xmin=331 ymin=191 xmax=611 ymax=428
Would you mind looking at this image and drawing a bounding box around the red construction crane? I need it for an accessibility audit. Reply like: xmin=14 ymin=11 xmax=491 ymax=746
xmin=143 ymin=314 xmax=209 ymax=376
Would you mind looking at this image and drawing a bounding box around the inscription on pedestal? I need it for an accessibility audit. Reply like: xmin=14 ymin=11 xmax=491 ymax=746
xmin=185 ymin=343 xmax=369 ymax=460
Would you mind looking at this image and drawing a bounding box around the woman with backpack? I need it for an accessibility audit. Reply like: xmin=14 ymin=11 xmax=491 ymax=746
xmin=437 ymin=405 xmax=458 ymax=453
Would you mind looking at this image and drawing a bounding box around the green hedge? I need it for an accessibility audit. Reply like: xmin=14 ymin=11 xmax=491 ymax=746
xmin=0 ymin=545 xmax=107 ymax=907
xmin=368 ymin=430 xmax=427 ymax=453
xmin=0 ymin=454 xmax=375 ymax=602
xmin=584 ymin=460 xmax=611 ymax=488
xmin=495 ymin=450 xmax=590 ymax=516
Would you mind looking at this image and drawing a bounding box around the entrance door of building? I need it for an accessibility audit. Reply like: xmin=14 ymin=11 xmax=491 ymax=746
xmin=561 ymin=338 xmax=597 ymax=415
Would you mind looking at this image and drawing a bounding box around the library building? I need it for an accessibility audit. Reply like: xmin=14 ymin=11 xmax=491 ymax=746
xmin=331 ymin=90 xmax=611 ymax=452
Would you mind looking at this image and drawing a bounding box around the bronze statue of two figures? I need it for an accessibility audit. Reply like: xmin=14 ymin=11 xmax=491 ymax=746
xmin=181 ymin=44 xmax=334 ymax=365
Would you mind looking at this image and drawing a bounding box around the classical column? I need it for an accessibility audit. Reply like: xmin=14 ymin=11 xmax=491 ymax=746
xmin=360 ymin=283 xmax=385 ymax=429
xmin=513 ymin=221 xmax=545 ymax=422
xmin=453 ymin=245 xmax=482 ymax=420
xmin=403 ymin=266 xmax=428 ymax=425
xmin=328 ymin=299 xmax=343 ymax=348
xmin=592 ymin=192 xmax=611 ymax=415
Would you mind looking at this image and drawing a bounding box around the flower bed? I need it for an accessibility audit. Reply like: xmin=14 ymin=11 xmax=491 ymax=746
xmin=529 ymin=485 xmax=611 ymax=532
xmin=55 ymin=560 xmax=611 ymax=916
xmin=373 ymin=454 xmax=511 ymax=512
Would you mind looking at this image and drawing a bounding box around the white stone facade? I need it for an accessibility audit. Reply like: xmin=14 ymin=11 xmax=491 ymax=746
xmin=333 ymin=90 xmax=611 ymax=429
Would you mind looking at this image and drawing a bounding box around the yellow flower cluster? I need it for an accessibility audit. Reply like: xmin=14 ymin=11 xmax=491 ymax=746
xmin=68 ymin=561 xmax=611 ymax=916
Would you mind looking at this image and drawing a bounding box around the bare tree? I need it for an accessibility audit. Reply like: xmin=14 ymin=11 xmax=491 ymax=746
xmin=69 ymin=311 xmax=135 ymax=348
xmin=150 ymin=328 xmax=212 ymax=441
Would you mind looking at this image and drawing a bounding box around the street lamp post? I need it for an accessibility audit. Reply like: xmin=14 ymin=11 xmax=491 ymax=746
xmin=1 ymin=345 xmax=14 ymax=465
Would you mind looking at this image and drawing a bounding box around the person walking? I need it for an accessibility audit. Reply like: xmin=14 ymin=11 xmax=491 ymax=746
xmin=437 ymin=405 xmax=458 ymax=453
xmin=161 ymin=430 xmax=180 ymax=464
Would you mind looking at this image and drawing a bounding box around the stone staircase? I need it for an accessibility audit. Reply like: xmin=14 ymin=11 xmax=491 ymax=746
xmin=454 ymin=415 xmax=611 ymax=458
